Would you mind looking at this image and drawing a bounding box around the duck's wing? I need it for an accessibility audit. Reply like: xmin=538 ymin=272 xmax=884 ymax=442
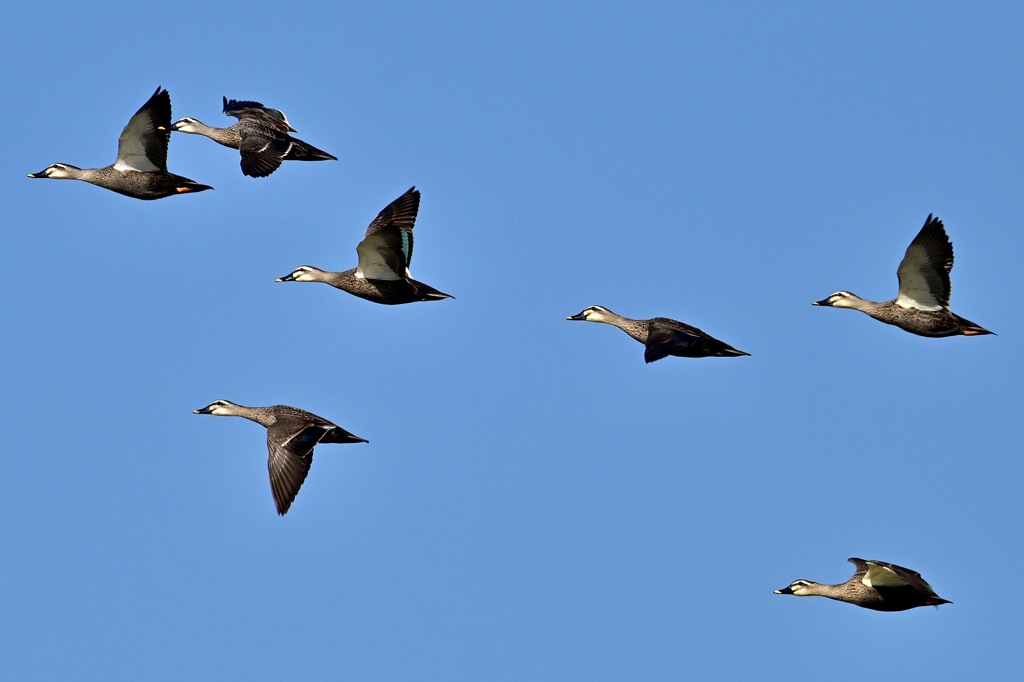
xmin=223 ymin=97 xmax=295 ymax=133
xmin=224 ymin=100 xmax=295 ymax=176
xmin=265 ymin=417 xmax=332 ymax=515
xmin=355 ymin=187 xmax=421 ymax=280
xmin=237 ymin=130 xmax=291 ymax=177
xmin=643 ymin=342 xmax=673 ymax=364
xmin=644 ymin=318 xmax=705 ymax=363
xmin=847 ymin=557 xmax=871 ymax=582
xmin=895 ymin=215 xmax=953 ymax=310
xmin=114 ymin=86 xmax=171 ymax=172
xmin=863 ymin=559 xmax=945 ymax=599
xmin=261 ymin=106 xmax=297 ymax=132
xmin=858 ymin=559 xmax=914 ymax=588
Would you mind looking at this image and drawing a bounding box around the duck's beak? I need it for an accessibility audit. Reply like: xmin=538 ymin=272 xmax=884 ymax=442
xmin=566 ymin=311 xmax=587 ymax=321
xmin=193 ymin=406 xmax=214 ymax=415
xmin=774 ymin=586 xmax=795 ymax=595
xmin=276 ymin=272 xmax=297 ymax=282
xmin=811 ymin=298 xmax=832 ymax=306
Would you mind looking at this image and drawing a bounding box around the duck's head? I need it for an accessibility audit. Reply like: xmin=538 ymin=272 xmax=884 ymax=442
xmin=567 ymin=305 xmax=614 ymax=322
xmin=276 ymin=266 xmax=325 ymax=283
xmin=774 ymin=579 xmax=817 ymax=596
xmin=193 ymin=399 xmax=240 ymax=416
xmin=28 ymin=163 xmax=80 ymax=179
xmin=170 ymin=117 xmax=204 ymax=134
xmin=812 ymin=291 xmax=859 ymax=308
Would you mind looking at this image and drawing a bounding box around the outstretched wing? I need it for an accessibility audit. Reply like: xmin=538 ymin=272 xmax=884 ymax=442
xmin=223 ymin=97 xmax=295 ymax=134
xmin=895 ymin=215 xmax=953 ymax=310
xmin=863 ymin=559 xmax=943 ymax=596
xmin=355 ymin=187 xmax=420 ymax=280
xmin=115 ymin=86 xmax=171 ymax=172
xmin=265 ymin=419 xmax=332 ymax=515
xmin=238 ymin=133 xmax=291 ymax=177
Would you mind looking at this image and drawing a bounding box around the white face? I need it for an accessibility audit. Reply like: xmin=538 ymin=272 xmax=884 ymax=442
xmin=32 ymin=164 xmax=75 ymax=179
xmin=821 ymin=291 xmax=855 ymax=308
xmin=784 ymin=580 xmax=814 ymax=596
xmin=285 ymin=266 xmax=321 ymax=282
xmin=569 ymin=305 xmax=609 ymax=321
xmin=195 ymin=400 xmax=236 ymax=415
xmin=171 ymin=118 xmax=200 ymax=133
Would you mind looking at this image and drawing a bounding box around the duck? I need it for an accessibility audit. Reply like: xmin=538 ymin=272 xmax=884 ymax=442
xmin=566 ymin=305 xmax=749 ymax=363
xmin=173 ymin=98 xmax=297 ymax=149
xmin=277 ymin=186 xmax=453 ymax=304
xmin=28 ymin=86 xmax=212 ymax=200
xmin=193 ymin=400 xmax=367 ymax=515
xmin=171 ymin=97 xmax=337 ymax=177
xmin=774 ymin=557 xmax=951 ymax=612
xmin=813 ymin=215 xmax=992 ymax=337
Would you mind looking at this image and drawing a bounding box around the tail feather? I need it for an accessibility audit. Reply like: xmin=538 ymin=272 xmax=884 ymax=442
xmin=958 ymin=315 xmax=994 ymax=336
xmin=285 ymin=138 xmax=338 ymax=162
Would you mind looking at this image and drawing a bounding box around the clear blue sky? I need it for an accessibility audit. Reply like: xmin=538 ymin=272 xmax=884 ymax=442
xmin=4 ymin=2 xmax=1022 ymax=679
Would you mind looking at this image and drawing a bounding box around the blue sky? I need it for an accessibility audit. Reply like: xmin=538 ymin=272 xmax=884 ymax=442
xmin=4 ymin=2 xmax=1023 ymax=679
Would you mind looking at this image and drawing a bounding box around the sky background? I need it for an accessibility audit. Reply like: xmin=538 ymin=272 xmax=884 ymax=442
xmin=3 ymin=2 xmax=1022 ymax=679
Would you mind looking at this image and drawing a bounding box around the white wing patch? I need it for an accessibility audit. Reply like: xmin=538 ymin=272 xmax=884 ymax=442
xmin=895 ymin=286 xmax=943 ymax=311
xmin=115 ymin=113 xmax=163 ymax=172
xmin=355 ymin=234 xmax=404 ymax=281
xmin=114 ymin=143 xmax=162 ymax=172
xmin=862 ymin=563 xmax=907 ymax=588
xmin=895 ymin=243 xmax=944 ymax=310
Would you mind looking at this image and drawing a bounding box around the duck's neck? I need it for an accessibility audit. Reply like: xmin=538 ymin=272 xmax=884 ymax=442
xmin=595 ymin=310 xmax=648 ymax=343
xmin=837 ymin=293 xmax=882 ymax=313
xmin=225 ymin=403 xmax=276 ymax=426
xmin=185 ymin=121 xmax=242 ymax=149
xmin=71 ymin=167 xmax=103 ymax=182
